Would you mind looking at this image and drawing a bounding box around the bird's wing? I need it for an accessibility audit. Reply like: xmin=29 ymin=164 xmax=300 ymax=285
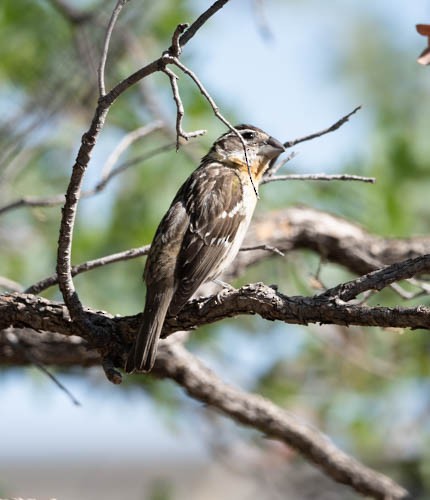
xmin=168 ymin=165 xmax=246 ymax=315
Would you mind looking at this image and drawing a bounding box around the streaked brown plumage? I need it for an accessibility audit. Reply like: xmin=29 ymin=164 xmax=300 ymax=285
xmin=125 ymin=125 xmax=284 ymax=373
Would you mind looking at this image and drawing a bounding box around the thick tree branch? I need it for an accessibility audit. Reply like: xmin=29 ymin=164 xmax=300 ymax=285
xmin=154 ymin=343 xmax=408 ymax=500
xmin=0 ymin=327 xmax=408 ymax=499
xmin=3 ymin=250 xmax=428 ymax=499
xmin=3 ymin=253 xmax=430 ymax=355
xmin=22 ymin=206 xmax=430 ymax=295
xmin=237 ymin=207 xmax=430 ymax=278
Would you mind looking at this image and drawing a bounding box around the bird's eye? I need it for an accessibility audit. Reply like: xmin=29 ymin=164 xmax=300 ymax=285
xmin=241 ymin=130 xmax=256 ymax=140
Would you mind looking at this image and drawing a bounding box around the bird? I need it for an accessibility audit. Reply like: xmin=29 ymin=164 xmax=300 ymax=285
xmin=125 ymin=124 xmax=285 ymax=373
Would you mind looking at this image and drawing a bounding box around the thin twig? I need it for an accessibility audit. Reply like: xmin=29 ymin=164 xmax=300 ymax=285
xmin=343 ymin=248 xmax=427 ymax=301
xmin=283 ymin=106 xmax=362 ymax=149
xmin=100 ymin=121 xmax=163 ymax=181
xmin=179 ymin=0 xmax=231 ymax=47
xmin=163 ymin=66 xmax=206 ymax=150
xmin=26 ymin=244 xmax=150 ymax=295
xmin=93 ymin=143 xmax=176 ymax=192
xmin=0 ymin=142 xmax=175 ymax=216
xmin=169 ymin=23 xmax=189 ymax=57
xmin=98 ymin=0 xmax=130 ymax=96
xmin=405 ymin=277 xmax=430 ymax=298
xmin=324 ymin=254 xmax=430 ymax=302
xmin=265 ymin=151 xmax=298 ymax=177
xmin=0 ymin=195 xmax=66 ymax=215
xmin=168 ymin=55 xmax=259 ymax=197
xmin=261 ymin=173 xmax=375 ymax=185
xmin=5 ymin=330 xmax=81 ymax=406
xmin=240 ymin=244 xmax=285 ymax=257
xmin=389 ymin=282 xmax=417 ymax=300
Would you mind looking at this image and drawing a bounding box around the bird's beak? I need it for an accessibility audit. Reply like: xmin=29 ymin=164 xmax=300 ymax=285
xmin=260 ymin=136 xmax=285 ymax=159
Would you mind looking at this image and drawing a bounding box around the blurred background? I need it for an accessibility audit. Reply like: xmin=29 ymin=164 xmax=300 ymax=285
xmin=1 ymin=0 xmax=430 ymax=498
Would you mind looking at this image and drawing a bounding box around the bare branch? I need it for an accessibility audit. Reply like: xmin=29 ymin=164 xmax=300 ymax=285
xmin=266 ymin=150 xmax=298 ymax=176
xmin=98 ymin=0 xmax=130 ymax=96
xmin=25 ymin=207 xmax=430 ymax=296
xmin=283 ymin=106 xmax=362 ymax=149
xmin=178 ymin=0 xmax=231 ymax=47
xmin=4 ymin=330 xmax=81 ymax=406
xmin=162 ymin=286 xmax=430 ymax=337
xmin=169 ymin=23 xmax=189 ymax=57
xmin=26 ymin=244 xmax=150 ymax=295
xmin=240 ymin=244 xmax=285 ymax=257
xmin=0 ymin=141 xmax=175 ymax=216
xmin=262 ymin=173 xmax=375 ymax=185
xmin=0 ymin=324 xmax=409 ymax=498
xmin=0 ymin=328 xmax=99 ymax=367
xmin=237 ymin=207 xmax=430 ymax=279
xmin=154 ymin=343 xmax=408 ymax=500
xmin=324 ymin=254 xmax=430 ymax=302
xmin=163 ymin=66 xmax=206 ymax=150
xmin=92 ymin=142 xmax=176 ymax=192
xmin=56 ymin=105 xmax=109 ymax=327
xmin=3 ymin=275 xmax=430 ymax=353
xmin=99 ymin=122 xmax=163 ymax=181
xmin=0 ymin=194 xmax=66 ymax=215
xmin=169 ymin=56 xmax=259 ymax=197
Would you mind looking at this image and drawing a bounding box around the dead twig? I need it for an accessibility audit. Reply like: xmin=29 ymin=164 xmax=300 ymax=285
xmin=98 ymin=0 xmax=130 ymax=96
xmin=0 ymin=140 xmax=175 ymax=216
xmin=99 ymin=122 xmax=163 ymax=181
xmin=240 ymin=244 xmax=285 ymax=257
xmin=168 ymin=55 xmax=259 ymax=197
xmin=5 ymin=330 xmax=81 ymax=406
xmin=262 ymin=173 xmax=375 ymax=185
xmin=156 ymin=343 xmax=408 ymax=500
xmin=26 ymin=244 xmax=150 ymax=295
xmin=163 ymin=66 xmax=206 ymax=150
xmin=283 ymin=106 xmax=362 ymax=149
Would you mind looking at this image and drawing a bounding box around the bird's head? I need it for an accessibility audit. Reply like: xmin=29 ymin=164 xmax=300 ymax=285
xmin=206 ymin=124 xmax=285 ymax=180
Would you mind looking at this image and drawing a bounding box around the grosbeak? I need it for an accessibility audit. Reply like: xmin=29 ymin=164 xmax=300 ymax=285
xmin=125 ymin=124 xmax=284 ymax=373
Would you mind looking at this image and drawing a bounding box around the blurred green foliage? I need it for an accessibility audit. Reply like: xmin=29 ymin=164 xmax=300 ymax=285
xmin=1 ymin=0 xmax=430 ymax=496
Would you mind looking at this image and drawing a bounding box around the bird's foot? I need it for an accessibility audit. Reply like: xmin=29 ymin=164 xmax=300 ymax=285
xmin=213 ymin=279 xmax=236 ymax=304
xmin=212 ymin=278 xmax=235 ymax=291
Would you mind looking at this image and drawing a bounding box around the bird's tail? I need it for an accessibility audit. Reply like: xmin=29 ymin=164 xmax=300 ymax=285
xmin=125 ymin=288 xmax=173 ymax=373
